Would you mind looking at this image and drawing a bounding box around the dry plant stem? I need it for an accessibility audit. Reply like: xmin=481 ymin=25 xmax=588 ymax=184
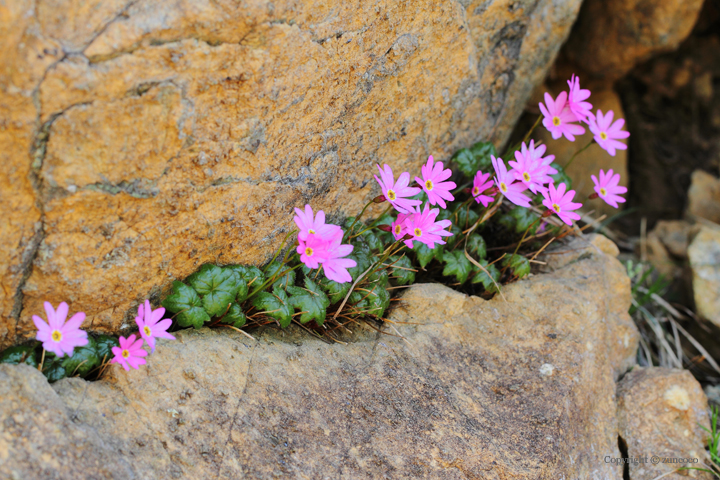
xmin=528 ymin=237 xmax=555 ymax=262
xmin=332 ymin=264 xmax=376 ymax=321
xmin=563 ymin=139 xmax=594 ymax=170
xmin=38 ymin=348 xmax=45 ymax=372
xmin=501 ymin=216 xmax=542 ymax=277
xmin=219 ymin=324 xmax=257 ymax=342
xmin=461 ymin=213 xmax=507 ymax=302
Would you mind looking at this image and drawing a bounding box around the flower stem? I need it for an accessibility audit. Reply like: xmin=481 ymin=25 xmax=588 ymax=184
xmin=347 ymin=199 xmax=377 ymax=234
xmin=564 ymin=139 xmax=594 ymax=170
xmin=38 ymin=348 xmax=45 ymax=372
xmin=247 ymin=263 xmax=303 ymax=300
xmin=522 ymin=114 xmax=543 ymax=146
xmin=262 ymin=229 xmax=299 ymax=273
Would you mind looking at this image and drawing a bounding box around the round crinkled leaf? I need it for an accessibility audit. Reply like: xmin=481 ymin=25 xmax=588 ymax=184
xmin=224 ymin=303 xmax=247 ymax=328
xmin=161 ymin=281 xmax=211 ymax=329
xmin=187 ymin=264 xmax=241 ymax=317
xmin=442 ymin=250 xmax=473 ymax=284
xmin=251 ymin=287 xmax=293 ymax=328
xmin=95 ymin=335 xmax=120 ymax=363
xmin=61 ymin=336 xmax=100 ymax=377
xmin=265 ymin=261 xmax=297 ymax=291
xmin=287 ymin=278 xmax=331 ymax=325
xmin=388 ymin=255 xmax=416 ymax=286
xmin=0 ymin=344 xmax=39 ymax=367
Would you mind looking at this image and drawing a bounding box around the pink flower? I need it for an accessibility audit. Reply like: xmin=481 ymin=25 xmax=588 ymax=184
xmin=402 ymin=203 xmax=453 ymax=249
xmin=321 ymin=236 xmax=357 ymax=284
xmin=508 ymin=141 xmax=557 ymax=194
xmin=297 ymin=233 xmax=331 ymax=269
xmin=591 ymin=169 xmax=627 ymax=208
xmin=135 ymin=300 xmax=175 ymax=353
xmin=111 ymin=334 xmax=148 ymax=371
xmin=374 ymin=164 xmax=422 ymax=214
xmin=293 ymin=205 xmax=342 ymax=241
xmin=414 ymin=155 xmax=456 ymax=209
xmin=566 ymin=74 xmax=593 ymax=122
xmin=391 ymin=211 xmax=412 ymax=241
xmin=471 ymin=170 xmax=495 ymax=207
xmin=588 ymin=110 xmax=629 ymax=157
xmin=539 ymin=91 xmax=586 ymax=141
xmin=541 ymin=182 xmax=582 ymax=225
xmin=491 ymin=155 xmax=532 ymax=208
xmin=33 ymin=301 xmax=88 ymax=358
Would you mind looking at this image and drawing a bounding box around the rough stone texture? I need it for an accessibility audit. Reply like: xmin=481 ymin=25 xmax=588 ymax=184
xmin=533 ymin=87 xmax=628 ymax=218
xmin=688 ymin=225 xmax=720 ymax=328
xmin=617 ymin=367 xmax=712 ymax=480
xmin=0 ymin=236 xmax=639 ymax=479
xmin=0 ymin=0 xmax=585 ymax=349
xmin=653 ymin=220 xmax=696 ymax=260
xmin=564 ymin=0 xmax=705 ymax=81
xmin=687 ymin=170 xmax=720 ymax=224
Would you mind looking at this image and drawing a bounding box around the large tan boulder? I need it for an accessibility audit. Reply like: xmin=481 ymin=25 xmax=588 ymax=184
xmin=687 ymin=170 xmax=720 ymax=224
xmin=688 ymin=225 xmax=720 ymax=328
xmin=564 ymin=0 xmax=705 ymax=81
xmin=0 ymin=235 xmax=639 ymax=479
xmin=617 ymin=367 xmax=712 ymax=480
xmin=0 ymin=0 xmax=584 ymax=349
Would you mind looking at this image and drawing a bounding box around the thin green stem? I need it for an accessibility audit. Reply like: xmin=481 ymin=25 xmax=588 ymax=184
xmin=347 ymin=199 xmax=377 ymax=234
xmin=521 ymin=115 xmax=542 ymax=146
xmin=564 ymin=139 xmax=594 ymax=170
xmin=247 ymin=264 xmax=303 ymax=300
xmin=262 ymin=229 xmax=298 ymax=273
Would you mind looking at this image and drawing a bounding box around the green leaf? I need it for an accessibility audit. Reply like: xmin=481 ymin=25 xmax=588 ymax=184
xmin=471 ymin=260 xmax=501 ymax=292
xmin=368 ymin=268 xmax=389 ymax=287
xmin=360 ymin=228 xmax=384 ymax=252
xmin=187 ymin=264 xmax=241 ymax=316
xmin=251 ymin=287 xmax=293 ymax=328
xmin=388 ymin=255 xmax=416 ymax=286
xmin=95 ymin=335 xmax=119 ymax=363
xmin=161 ymin=280 xmax=211 ymax=329
xmin=42 ymin=353 xmax=67 ymax=383
xmin=222 ymin=267 xmax=249 ymax=302
xmin=347 ymin=249 xmax=373 ymax=282
xmin=414 ymin=242 xmax=436 ymax=268
xmin=349 ymin=284 xmax=390 ymax=317
xmin=224 ymin=303 xmax=247 ymax=328
xmin=499 ymin=206 xmax=540 ymax=234
xmin=549 ymin=163 xmax=572 ymax=190
xmin=454 ymin=206 xmax=479 ymax=230
xmin=226 ymin=265 xmax=265 ymax=289
xmin=287 ymin=278 xmax=330 ymax=325
xmin=61 ymin=336 xmax=100 ymax=377
xmin=318 ymin=276 xmax=352 ymax=304
xmin=0 ymin=344 xmax=39 ymax=367
xmin=502 ymin=253 xmax=531 ymax=278
xmin=469 ymin=141 xmax=497 ymax=172
xmin=466 ymin=234 xmax=487 ymax=259
xmin=265 ymin=261 xmax=296 ymax=291
xmin=442 ymin=250 xmax=473 ymax=284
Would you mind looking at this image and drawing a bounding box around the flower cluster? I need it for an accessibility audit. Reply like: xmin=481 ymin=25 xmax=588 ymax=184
xmin=112 ymin=300 xmax=175 ymax=371
xmin=32 ymin=299 xmax=175 ymax=374
xmin=376 ymin=156 xmax=454 ymax=249
xmin=295 ymin=205 xmax=357 ymax=283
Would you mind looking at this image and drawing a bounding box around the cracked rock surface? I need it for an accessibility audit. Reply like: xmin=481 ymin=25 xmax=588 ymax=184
xmin=0 ymin=236 xmax=650 ymax=479
xmin=0 ymin=0 xmax=584 ymax=348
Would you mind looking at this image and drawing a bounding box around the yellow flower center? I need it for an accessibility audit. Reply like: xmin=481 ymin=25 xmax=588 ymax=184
xmin=472 ymin=186 xmax=480 ymax=195
xmin=122 ymin=349 xmax=130 ymax=359
xmin=599 ymin=187 xmax=607 ymax=196
xmin=600 ymin=131 xmax=608 ymax=140
xmin=143 ymin=325 xmax=152 ymax=336
xmin=425 ymin=179 xmax=434 ymax=191
xmin=552 ymin=203 xmax=561 ymax=213
xmin=552 ymin=116 xmax=561 ymax=126
xmin=522 ymin=172 xmax=531 ymax=182
xmin=51 ymin=330 xmax=62 ymax=342
xmin=387 ymin=189 xmax=396 ymax=201
xmin=308 ymin=229 xmax=316 ymax=234
xmin=413 ymin=228 xmax=422 ymax=237
xmin=394 ymin=225 xmax=402 ymax=235
xmin=500 ymin=182 xmax=508 ymax=193
xmin=305 ymin=247 xmax=314 ymax=257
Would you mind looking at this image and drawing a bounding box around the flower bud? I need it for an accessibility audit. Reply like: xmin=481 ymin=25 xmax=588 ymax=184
xmin=542 ymin=209 xmax=553 ymax=217
xmin=377 ymin=224 xmax=392 ymax=232
xmin=463 ymin=187 xmax=472 ymax=194
xmin=402 ymin=233 xmax=414 ymax=240
xmin=373 ymin=194 xmax=387 ymax=203
xmin=588 ymin=192 xmax=599 ymax=200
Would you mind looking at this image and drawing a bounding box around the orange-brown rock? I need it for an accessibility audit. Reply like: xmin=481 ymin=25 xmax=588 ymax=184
xmin=0 ymin=235 xmax=640 ymax=478
xmin=564 ymin=0 xmax=705 ymax=81
xmin=0 ymin=0 xmax=585 ymax=348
